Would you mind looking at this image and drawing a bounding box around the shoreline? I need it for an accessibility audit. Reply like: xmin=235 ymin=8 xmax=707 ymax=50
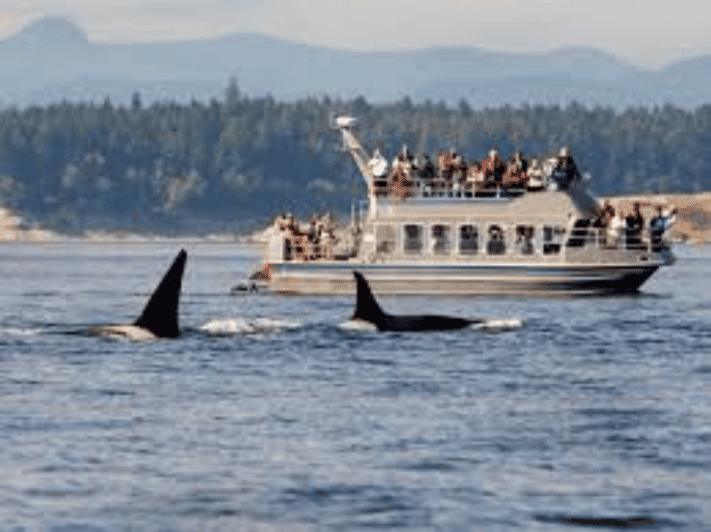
xmin=4 ymin=190 xmax=711 ymax=244
xmin=602 ymin=191 xmax=711 ymax=244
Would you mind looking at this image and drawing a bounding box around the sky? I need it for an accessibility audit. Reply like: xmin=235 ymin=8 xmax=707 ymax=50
xmin=0 ymin=0 xmax=707 ymax=69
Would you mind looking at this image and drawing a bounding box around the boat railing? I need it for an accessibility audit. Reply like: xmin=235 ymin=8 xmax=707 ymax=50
xmin=372 ymin=181 xmax=528 ymax=200
xmin=569 ymin=226 xmax=667 ymax=253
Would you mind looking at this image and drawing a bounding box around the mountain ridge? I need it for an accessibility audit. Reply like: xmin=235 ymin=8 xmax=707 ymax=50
xmin=2 ymin=16 xmax=711 ymax=109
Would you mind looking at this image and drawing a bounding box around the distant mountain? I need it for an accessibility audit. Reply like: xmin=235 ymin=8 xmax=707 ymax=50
xmin=6 ymin=16 xmax=88 ymax=46
xmin=2 ymin=16 xmax=711 ymax=109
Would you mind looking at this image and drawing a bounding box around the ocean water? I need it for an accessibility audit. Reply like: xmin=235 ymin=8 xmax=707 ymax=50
xmin=0 ymin=241 xmax=709 ymax=531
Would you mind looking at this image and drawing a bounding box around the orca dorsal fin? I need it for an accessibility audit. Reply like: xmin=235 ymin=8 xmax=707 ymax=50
xmin=352 ymin=271 xmax=387 ymax=327
xmin=133 ymin=249 xmax=187 ymax=338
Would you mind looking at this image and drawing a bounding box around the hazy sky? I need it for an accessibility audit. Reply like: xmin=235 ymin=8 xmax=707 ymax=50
xmin=0 ymin=0 xmax=706 ymax=68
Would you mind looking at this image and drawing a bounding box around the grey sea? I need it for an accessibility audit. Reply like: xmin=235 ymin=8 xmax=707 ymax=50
xmin=0 ymin=241 xmax=709 ymax=531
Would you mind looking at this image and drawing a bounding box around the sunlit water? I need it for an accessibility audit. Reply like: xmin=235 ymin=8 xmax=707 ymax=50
xmin=0 ymin=241 xmax=709 ymax=531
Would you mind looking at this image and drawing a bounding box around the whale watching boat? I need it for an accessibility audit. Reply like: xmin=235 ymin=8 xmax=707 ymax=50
xmin=249 ymin=117 xmax=675 ymax=295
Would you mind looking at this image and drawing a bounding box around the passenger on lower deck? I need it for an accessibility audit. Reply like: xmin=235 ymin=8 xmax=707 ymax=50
xmin=625 ymin=202 xmax=645 ymax=248
xmin=593 ymin=201 xmax=616 ymax=245
xmin=650 ymin=205 xmax=677 ymax=251
xmin=608 ymin=210 xmax=626 ymax=247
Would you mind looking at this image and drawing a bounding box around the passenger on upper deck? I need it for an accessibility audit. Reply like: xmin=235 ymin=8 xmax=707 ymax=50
xmin=503 ymin=151 xmax=528 ymax=187
xmin=451 ymin=151 xmax=468 ymax=194
xmin=368 ymin=148 xmax=389 ymax=178
xmin=511 ymin=151 xmax=528 ymax=172
xmin=481 ymin=149 xmax=506 ymax=186
xmin=526 ymin=158 xmax=545 ymax=190
xmin=417 ymin=154 xmax=436 ymax=195
xmin=389 ymin=146 xmax=415 ymax=199
xmin=552 ymin=147 xmax=581 ymax=190
xmin=466 ymin=160 xmax=484 ymax=191
xmin=437 ymin=149 xmax=457 ymax=181
xmin=418 ymin=154 xmax=436 ymax=180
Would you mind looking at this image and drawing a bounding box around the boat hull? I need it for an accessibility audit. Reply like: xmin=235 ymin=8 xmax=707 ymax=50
xmin=265 ymin=262 xmax=661 ymax=295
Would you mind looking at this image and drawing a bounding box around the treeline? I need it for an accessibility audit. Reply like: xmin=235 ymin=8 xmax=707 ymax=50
xmin=1 ymin=84 xmax=711 ymax=234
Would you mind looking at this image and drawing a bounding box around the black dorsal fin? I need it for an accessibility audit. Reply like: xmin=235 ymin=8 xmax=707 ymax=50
xmin=352 ymin=271 xmax=387 ymax=327
xmin=133 ymin=249 xmax=187 ymax=338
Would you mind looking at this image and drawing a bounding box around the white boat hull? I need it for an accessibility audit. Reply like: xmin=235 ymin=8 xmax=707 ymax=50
xmin=264 ymin=261 xmax=662 ymax=295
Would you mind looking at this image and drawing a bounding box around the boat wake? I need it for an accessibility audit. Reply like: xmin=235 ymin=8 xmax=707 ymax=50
xmin=200 ymin=317 xmax=302 ymax=335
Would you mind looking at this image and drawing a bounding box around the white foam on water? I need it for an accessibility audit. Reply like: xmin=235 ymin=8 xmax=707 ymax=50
xmin=200 ymin=317 xmax=301 ymax=335
xmin=0 ymin=326 xmax=44 ymax=338
xmin=338 ymin=319 xmax=378 ymax=332
xmin=469 ymin=317 xmax=526 ymax=332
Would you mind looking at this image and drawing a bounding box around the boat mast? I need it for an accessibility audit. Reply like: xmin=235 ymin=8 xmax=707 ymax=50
xmin=334 ymin=116 xmax=375 ymax=196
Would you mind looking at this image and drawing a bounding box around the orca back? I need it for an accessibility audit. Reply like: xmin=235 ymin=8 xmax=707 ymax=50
xmin=352 ymin=270 xmax=478 ymax=332
xmin=133 ymin=249 xmax=187 ymax=338
xmin=352 ymin=271 xmax=387 ymax=327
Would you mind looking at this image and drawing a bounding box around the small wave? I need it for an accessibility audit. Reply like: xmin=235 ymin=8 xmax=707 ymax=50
xmin=200 ymin=317 xmax=301 ymax=335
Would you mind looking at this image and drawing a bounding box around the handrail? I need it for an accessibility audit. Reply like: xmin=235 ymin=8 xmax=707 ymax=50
xmin=568 ymin=226 xmax=658 ymax=252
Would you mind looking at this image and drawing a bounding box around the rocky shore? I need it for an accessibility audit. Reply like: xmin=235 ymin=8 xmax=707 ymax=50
xmin=0 ymin=208 xmax=54 ymax=242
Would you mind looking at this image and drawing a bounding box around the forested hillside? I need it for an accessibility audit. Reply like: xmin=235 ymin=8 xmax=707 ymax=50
xmin=1 ymin=88 xmax=711 ymax=234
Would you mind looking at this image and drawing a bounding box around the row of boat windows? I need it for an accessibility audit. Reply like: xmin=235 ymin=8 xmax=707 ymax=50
xmin=375 ymin=223 xmax=568 ymax=256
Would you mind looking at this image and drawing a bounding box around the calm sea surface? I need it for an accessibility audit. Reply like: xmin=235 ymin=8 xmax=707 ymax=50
xmin=0 ymin=241 xmax=709 ymax=531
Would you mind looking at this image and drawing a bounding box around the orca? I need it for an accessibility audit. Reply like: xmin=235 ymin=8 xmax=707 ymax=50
xmin=87 ymin=249 xmax=187 ymax=340
xmin=351 ymin=271 xmax=483 ymax=332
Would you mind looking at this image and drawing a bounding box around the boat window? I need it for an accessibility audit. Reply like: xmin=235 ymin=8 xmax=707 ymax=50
xmin=459 ymin=225 xmax=478 ymax=255
xmin=487 ymin=225 xmax=506 ymax=255
xmin=515 ymin=225 xmax=535 ymax=255
xmin=403 ymin=224 xmax=423 ymax=255
xmin=375 ymin=225 xmax=397 ymax=255
xmin=543 ymin=225 xmax=566 ymax=254
xmin=432 ymin=224 xmax=452 ymax=255
xmin=566 ymin=219 xmax=591 ymax=248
